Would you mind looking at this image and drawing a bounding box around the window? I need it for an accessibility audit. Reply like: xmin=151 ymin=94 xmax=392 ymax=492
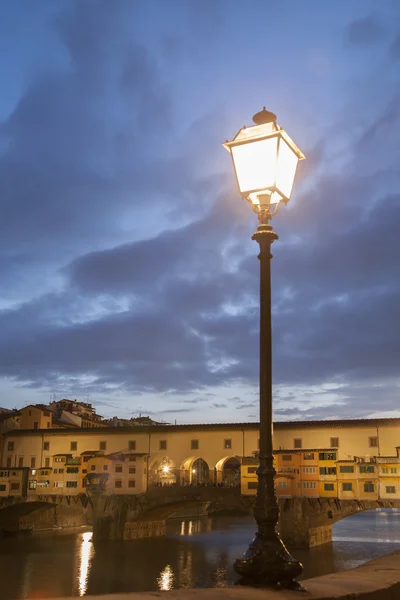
xmin=10 ymin=483 xmax=20 ymax=491
xmin=191 ymin=440 xmax=199 ymax=450
xmin=43 ymin=442 xmax=50 ymax=451
xmin=0 ymin=485 xmax=6 ymax=492
xmin=302 ymin=467 xmax=316 ymax=474
xmin=0 ymin=471 xmax=9 ymax=477
xmin=391 ymin=468 xmax=397 ymax=474
xmin=82 ymin=469 xmax=87 ymax=474
xmin=247 ymin=467 xmax=257 ymax=474
xmin=6 ymin=457 xmax=12 ymax=468
xmin=359 ymin=465 xmax=375 ymax=474
xmin=342 ymin=483 xmax=353 ymax=491
xmin=7 ymin=442 xmax=14 ymax=452
xmin=303 ymin=453 xmax=314 ymax=460
xmin=99 ymin=441 xmax=107 ymax=451
xmin=129 ymin=456 xmax=136 ymax=462
xmin=54 ymin=482 xmax=64 ymax=488
xmin=364 ymin=483 xmax=374 ymax=493
xmin=282 ymin=455 xmax=292 ymax=462
xmin=303 ymin=481 xmax=316 ymax=489
xmin=66 ymin=467 xmax=79 ymax=474
xmin=18 ymin=457 xmax=23 ymax=468
xmin=30 ymin=457 xmax=36 ymax=469
xmin=224 ymin=439 xmax=232 ymax=449
xmin=45 ymin=457 xmax=50 ymax=468
xmin=319 ymin=452 xmax=336 ymax=461
xmin=129 ymin=467 xmax=136 ymax=474
xmin=91 ymin=465 xmax=96 ymax=471
xmin=54 ymin=457 xmax=65 ymax=463
xmin=44 ymin=411 xmax=50 ymax=417
xmin=33 ymin=422 xmax=38 ymax=430
xmin=58 ymin=469 xmax=64 ymax=474
xmin=320 ymin=467 xmax=336 ymax=475
xmin=103 ymin=465 xmax=108 ymax=471
xmin=128 ymin=480 xmax=136 ymax=488
xmin=277 ymin=480 xmax=287 ymax=489
xmin=339 ymin=465 xmax=354 ymax=473
xmin=324 ymin=483 xmax=334 ymax=491
xmin=369 ymin=437 xmax=378 ymax=448
xmin=159 ymin=440 xmax=167 ymax=450
xmin=115 ymin=465 xmax=123 ymax=473
xmin=128 ymin=440 xmax=136 ymax=451
xmin=41 ymin=470 xmax=49 ymax=476
xmin=47 ymin=423 xmax=50 ymax=428
xmin=66 ymin=481 xmax=78 ymax=488
xmin=382 ymin=467 xmax=388 ymax=474
xmin=70 ymin=442 xmax=77 ymax=451
xmin=29 ymin=481 xmax=37 ymax=490
xmin=115 ymin=480 xmax=122 ymax=488
xmin=293 ymin=438 xmax=302 ymax=449
xmin=386 ymin=486 xmax=396 ymax=494
xmin=54 ymin=469 xmax=58 ymax=474
xmin=330 ymin=437 xmax=339 ymax=448
xmin=247 ymin=482 xmax=257 ymax=489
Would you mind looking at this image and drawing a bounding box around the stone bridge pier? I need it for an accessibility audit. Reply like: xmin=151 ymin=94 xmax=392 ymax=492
xmin=278 ymin=497 xmax=400 ymax=547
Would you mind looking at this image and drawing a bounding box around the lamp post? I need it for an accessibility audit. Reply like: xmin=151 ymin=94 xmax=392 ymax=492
xmin=223 ymin=108 xmax=305 ymax=589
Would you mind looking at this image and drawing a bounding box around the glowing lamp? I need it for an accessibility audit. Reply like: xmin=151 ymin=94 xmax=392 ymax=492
xmin=162 ymin=465 xmax=169 ymax=474
xmin=223 ymin=108 xmax=305 ymax=214
xmin=192 ymin=469 xmax=196 ymax=474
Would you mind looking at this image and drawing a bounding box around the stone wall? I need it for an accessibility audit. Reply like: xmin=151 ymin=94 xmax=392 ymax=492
xmin=0 ymin=499 xmax=91 ymax=532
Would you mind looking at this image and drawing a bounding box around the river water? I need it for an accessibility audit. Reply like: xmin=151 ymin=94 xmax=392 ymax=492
xmin=1 ymin=509 xmax=399 ymax=599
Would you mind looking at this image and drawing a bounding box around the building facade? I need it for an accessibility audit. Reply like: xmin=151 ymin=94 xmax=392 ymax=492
xmin=1 ymin=418 xmax=400 ymax=501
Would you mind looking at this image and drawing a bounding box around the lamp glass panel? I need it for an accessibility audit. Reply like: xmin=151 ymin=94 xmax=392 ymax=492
xmin=275 ymin=138 xmax=299 ymax=200
xmin=231 ymin=137 xmax=278 ymax=195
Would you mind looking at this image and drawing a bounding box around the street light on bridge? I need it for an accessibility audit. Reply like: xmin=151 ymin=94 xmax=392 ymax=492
xmin=223 ymin=107 xmax=305 ymax=590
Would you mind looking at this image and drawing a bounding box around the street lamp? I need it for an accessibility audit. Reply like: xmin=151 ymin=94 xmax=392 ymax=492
xmin=223 ymin=107 xmax=305 ymax=590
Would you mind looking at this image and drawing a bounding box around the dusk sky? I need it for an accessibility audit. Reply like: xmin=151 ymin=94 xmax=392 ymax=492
xmin=1 ymin=1 xmax=399 ymax=423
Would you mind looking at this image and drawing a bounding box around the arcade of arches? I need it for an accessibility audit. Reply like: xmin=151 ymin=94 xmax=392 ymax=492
xmin=149 ymin=456 xmax=241 ymax=487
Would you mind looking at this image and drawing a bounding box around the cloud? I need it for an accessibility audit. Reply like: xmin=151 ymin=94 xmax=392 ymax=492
xmin=345 ymin=14 xmax=386 ymax=45
xmin=1 ymin=1 xmax=400 ymax=422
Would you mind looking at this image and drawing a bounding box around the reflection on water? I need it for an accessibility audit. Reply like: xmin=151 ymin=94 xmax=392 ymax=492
xmin=78 ymin=532 xmax=94 ymax=596
xmin=0 ymin=509 xmax=399 ymax=599
xmin=157 ymin=564 xmax=174 ymax=591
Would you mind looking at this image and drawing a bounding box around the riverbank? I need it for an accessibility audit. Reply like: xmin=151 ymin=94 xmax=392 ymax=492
xmin=56 ymin=548 xmax=400 ymax=600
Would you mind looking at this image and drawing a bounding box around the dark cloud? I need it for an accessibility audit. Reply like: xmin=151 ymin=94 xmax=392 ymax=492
xmin=345 ymin=14 xmax=386 ymax=45
xmin=1 ymin=1 xmax=400 ymax=421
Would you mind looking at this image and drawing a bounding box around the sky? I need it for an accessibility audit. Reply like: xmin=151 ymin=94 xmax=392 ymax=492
xmin=0 ymin=0 xmax=399 ymax=424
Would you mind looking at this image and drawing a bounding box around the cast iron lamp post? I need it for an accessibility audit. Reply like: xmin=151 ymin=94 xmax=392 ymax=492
xmin=223 ymin=107 xmax=305 ymax=589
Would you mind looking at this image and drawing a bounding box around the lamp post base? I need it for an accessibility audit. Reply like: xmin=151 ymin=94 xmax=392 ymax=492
xmin=234 ymin=531 xmax=305 ymax=591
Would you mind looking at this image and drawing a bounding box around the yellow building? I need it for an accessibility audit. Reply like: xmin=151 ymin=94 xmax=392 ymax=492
xmin=86 ymin=451 xmax=147 ymax=495
xmin=376 ymin=455 xmax=400 ymax=500
xmin=3 ymin=418 xmax=400 ymax=501
xmin=356 ymin=457 xmax=378 ymax=500
xmin=240 ymin=456 xmax=258 ymax=495
xmin=336 ymin=460 xmax=356 ymax=499
xmin=0 ymin=467 xmax=28 ymax=498
xmin=19 ymin=405 xmax=52 ymax=430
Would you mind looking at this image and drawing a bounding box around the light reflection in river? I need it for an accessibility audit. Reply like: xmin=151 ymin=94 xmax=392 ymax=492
xmin=78 ymin=531 xmax=94 ymax=596
xmin=157 ymin=564 xmax=174 ymax=591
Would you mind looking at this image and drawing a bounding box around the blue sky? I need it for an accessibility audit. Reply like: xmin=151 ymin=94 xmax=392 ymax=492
xmin=1 ymin=0 xmax=399 ymax=423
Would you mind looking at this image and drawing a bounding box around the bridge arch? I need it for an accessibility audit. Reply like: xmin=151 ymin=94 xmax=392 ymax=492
xmin=180 ymin=457 xmax=210 ymax=486
xmin=214 ymin=456 xmax=241 ymax=486
xmin=148 ymin=457 xmax=177 ymax=486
